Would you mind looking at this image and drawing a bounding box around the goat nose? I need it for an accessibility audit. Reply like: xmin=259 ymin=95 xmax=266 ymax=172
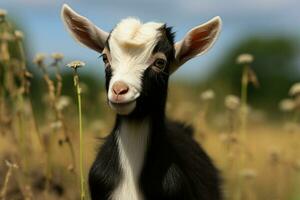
xmin=112 ymin=81 xmax=129 ymax=96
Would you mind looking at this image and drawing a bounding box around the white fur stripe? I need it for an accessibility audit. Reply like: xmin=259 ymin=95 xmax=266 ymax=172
xmin=110 ymin=119 xmax=149 ymax=200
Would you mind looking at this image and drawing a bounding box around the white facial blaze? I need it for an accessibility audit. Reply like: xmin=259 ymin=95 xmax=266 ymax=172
xmin=107 ymin=18 xmax=163 ymax=104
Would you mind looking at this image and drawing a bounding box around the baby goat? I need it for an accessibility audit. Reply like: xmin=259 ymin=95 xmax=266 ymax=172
xmin=62 ymin=4 xmax=222 ymax=200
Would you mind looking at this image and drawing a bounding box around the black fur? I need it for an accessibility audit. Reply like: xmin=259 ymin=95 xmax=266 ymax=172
xmin=89 ymin=26 xmax=222 ymax=200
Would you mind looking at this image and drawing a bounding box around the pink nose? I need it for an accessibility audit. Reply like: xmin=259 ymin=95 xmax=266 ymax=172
xmin=112 ymin=81 xmax=129 ymax=96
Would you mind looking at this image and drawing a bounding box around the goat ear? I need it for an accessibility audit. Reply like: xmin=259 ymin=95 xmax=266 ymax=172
xmin=61 ymin=4 xmax=109 ymax=53
xmin=170 ymin=16 xmax=222 ymax=74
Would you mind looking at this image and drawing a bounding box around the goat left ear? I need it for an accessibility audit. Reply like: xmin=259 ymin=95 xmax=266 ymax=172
xmin=61 ymin=4 xmax=109 ymax=53
xmin=170 ymin=16 xmax=222 ymax=74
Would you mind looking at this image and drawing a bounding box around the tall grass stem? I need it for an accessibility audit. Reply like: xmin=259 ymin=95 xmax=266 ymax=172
xmin=73 ymin=69 xmax=86 ymax=200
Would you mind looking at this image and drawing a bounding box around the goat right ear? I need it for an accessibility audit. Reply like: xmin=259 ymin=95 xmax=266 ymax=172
xmin=61 ymin=4 xmax=109 ymax=53
xmin=170 ymin=17 xmax=222 ymax=74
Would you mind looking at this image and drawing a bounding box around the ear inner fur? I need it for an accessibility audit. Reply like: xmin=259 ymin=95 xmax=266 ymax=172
xmin=170 ymin=16 xmax=222 ymax=73
xmin=61 ymin=4 xmax=109 ymax=52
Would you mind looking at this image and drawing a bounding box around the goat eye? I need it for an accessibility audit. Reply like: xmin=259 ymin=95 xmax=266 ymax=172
xmin=153 ymin=58 xmax=167 ymax=70
xmin=102 ymin=54 xmax=109 ymax=66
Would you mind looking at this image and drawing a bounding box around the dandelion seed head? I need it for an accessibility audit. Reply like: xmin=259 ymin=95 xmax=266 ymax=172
xmin=200 ymin=89 xmax=215 ymax=101
xmin=5 ymin=160 xmax=19 ymax=169
xmin=33 ymin=53 xmax=46 ymax=66
xmin=14 ymin=30 xmax=24 ymax=40
xmin=279 ymin=99 xmax=295 ymax=112
xmin=225 ymin=95 xmax=240 ymax=110
xmin=56 ymin=96 xmax=71 ymax=111
xmin=289 ymin=82 xmax=300 ymax=97
xmin=50 ymin=121 xmax=62 ymax=130
xmin=25 ymin=71 xmax=33 ymax=79
xmin=236 ymin=53 xmax=254 ymax=64
xmin=0 ymin=9 xmax=7 ymax=18
xmin=51 ymin=52 xmax=64 ymax=62
xmin=66 ymin=60 xmax=85 ymax=69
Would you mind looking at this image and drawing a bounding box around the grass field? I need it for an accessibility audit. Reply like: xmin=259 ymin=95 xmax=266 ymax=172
xmin=1 ymin=9 xmax=300 ymax=200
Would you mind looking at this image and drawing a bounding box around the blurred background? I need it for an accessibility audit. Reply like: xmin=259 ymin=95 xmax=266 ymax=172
xmin=2 ymin=0 xmax=300 ymax=115
xmin=1 ymin=0 xmax=300 ymax=200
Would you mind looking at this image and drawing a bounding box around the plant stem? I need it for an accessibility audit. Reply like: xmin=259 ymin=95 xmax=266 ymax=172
xmin=0 ymin=165 xmax=13 ymax=200
xmin=236 ymin=64 xmax=249 ymax=200
xmin=54 ymin=62 xmax=63 ymax=98
xmin=73 ymin=69 xmax=85 ymax=200
xmin=16 ymin=38 xmax=44 ymax=148
xmin=53 ymin=62 xmax=77 ymax=171
xmin=17 ymin=94 xmax=28 ymax=174
xmin=240 ymin=65 xmax=249 ymax=138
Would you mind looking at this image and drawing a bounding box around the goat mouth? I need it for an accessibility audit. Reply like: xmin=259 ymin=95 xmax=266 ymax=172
xmin=108 ymin=100 xmax=136 ymax=115
xmin=109 ymin=100 xmax=135 ymax=106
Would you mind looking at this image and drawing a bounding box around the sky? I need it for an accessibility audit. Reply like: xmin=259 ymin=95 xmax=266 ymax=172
xmin=2 ymin=0 xmax=300 ymax=80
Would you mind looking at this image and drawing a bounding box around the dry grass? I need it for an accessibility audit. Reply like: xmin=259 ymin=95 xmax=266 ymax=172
xmin=0 ymin=104 xmax=300 ymax=200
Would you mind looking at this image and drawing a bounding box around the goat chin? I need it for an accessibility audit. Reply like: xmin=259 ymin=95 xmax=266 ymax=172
xmin=109 ymin=100 xmax=136 ymax=115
